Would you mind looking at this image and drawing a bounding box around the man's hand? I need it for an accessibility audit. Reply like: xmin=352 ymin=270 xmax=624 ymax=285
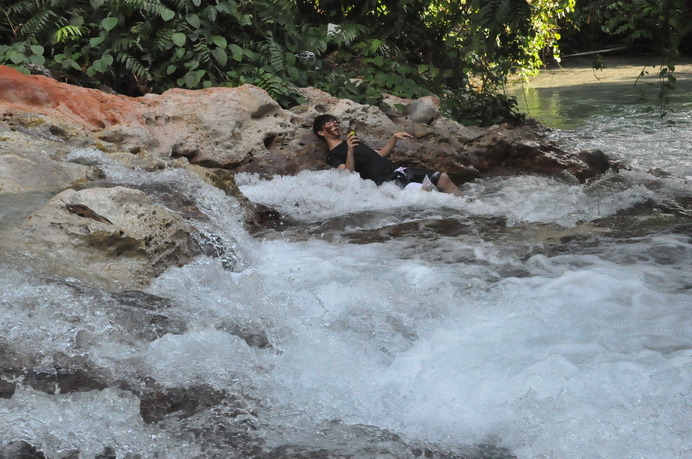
xmin=378 ymin=131 xmax=413 ymax=157
xmin=346 ymin=132 xmax=360 ymax=149
xmin=392 ymin=132 xmax=414 ymax=141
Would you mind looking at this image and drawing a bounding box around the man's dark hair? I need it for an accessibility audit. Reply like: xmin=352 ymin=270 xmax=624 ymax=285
xmin=312 ymin=114 xmax=338 ymax=141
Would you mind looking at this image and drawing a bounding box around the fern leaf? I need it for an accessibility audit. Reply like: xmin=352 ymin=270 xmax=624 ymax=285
xmin=117 ymin=51 xmax=151 ymax=79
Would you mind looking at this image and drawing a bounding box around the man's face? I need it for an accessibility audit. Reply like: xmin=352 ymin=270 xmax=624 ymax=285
xmin=322 ymin=119 xmax=341 ymax=138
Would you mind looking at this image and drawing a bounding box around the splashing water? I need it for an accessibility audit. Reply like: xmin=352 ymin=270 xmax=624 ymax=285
xmin=1 ymin=77 xmax=691 ymax=458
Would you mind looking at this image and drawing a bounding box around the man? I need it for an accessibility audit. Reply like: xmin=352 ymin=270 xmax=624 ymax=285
xmin=312 ymin=114 xmax=463 ymax=196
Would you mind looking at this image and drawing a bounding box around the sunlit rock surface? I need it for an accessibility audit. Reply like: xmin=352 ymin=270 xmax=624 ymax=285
xmin=1 ymin=187 xmax=200 ymax=290
xmin=1 ymin=65 xmax=613 ymax=182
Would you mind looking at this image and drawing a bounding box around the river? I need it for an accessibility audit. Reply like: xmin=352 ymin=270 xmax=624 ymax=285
xmin=1 ymin=59 xmax=690 ymax=458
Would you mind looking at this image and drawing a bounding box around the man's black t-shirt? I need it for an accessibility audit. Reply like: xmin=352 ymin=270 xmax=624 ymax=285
xmin=326 ymin=141 xmax=396 ymax=185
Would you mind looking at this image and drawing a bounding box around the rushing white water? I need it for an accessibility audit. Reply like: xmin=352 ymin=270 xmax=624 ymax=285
xmin=1 ymin=84 xmax=691 ymax=458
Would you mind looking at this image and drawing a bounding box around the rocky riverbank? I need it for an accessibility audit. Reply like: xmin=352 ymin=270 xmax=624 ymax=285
xmin=0 ymin=65 xmax=615 ymax=292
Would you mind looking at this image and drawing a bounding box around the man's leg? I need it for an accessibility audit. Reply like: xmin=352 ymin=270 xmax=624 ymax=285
xmin=436 ymin=173 xmax=464 ymax=197
xmin=401 ymin=168 xmax=464 ymax=197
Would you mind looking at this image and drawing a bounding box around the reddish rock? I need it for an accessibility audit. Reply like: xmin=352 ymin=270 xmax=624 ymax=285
xmin=0 ymin=66 xmax=145 ymax=130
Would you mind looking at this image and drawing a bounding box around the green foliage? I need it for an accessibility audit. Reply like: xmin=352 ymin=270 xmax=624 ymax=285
xmin=0 ymin=0 xmax=580 ymax=125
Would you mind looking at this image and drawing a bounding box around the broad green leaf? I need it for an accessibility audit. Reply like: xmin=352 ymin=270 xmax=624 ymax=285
xmin=184 ymin=69 xmax=206 ymax=88
xmin=101 ymin=53 xmax=113 ymax=66
xmin=186 ymin=14 xmax=200 ymax=29
xmin=243 ymin=48 xmax=257 ymax=60
xmin=100 ymin=17 xmax=119 ymax=32
xmin=166 ymin=65 xmax=177 ymax=75
xmin=186 ymin=60 xmax=200 ymax=70
xmin=29 ymin=54 xmax=45 ymax=66
xmin=369 ymin=39 xmax=382 ymax=54
xmin=192 ymin=0 xmax=201 ymax=6
xmin=212 ymin=48 xmax=228 ymax=66
xmin=86 ymin=66 xmax=97 ymax=77
xmin=230 ymin=44 xmax=243 ymax=62
xmin=8 ymin=50 xmax=26 ymax=65
xmin=89 ymin=37 xmax=105 ymax=47
xmin=30 ymin=45 xmax=44 ymax=56
xmin=160 ymin=8 xmax=175 ymax=21
xmin=93 ymin=59 xmax=106 ymax=73
xmin=90 ymin=0 xmax=105 ymax=9
xmin=211 ymin=36 xmax=227 ymax=49
xmin=172 ymin=33 xmax=186 ymax=47
xmin=287 ymin=66 xmax=300 ymax=80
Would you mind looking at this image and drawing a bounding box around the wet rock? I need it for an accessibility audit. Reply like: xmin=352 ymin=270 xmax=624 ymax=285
xmin=0 ymin=440 xmax=47 ymax=459
xmin=578 ymin=149 xmax=614 ymax=175
xmin=94 ymin=446 xmax=117 ymax=459
xmin=0 ymin=120 xmax=99 ymax=194
xmin=261 ymin=421 xmax=516 ymax=459
xmin=0 ymin=365 xmax=109 ymax=399
xmin=592 ymin=197 xmax=692 ymax=238
xmin=107 ymin=289 xmax=188 ymax=340
xmin=215 ymin=321 xmax=273 ymax=349
xmin=463 ymin=124 xmax=607 ymax=181
xmin=186 ymin=165 xmax=287 ymax=231
xmin=0 ymin=186 xmax=201 ymax=290
xmin=134 ymin=381 xmax=264 ymax=457
xmin=139 ymin=384 xmax=229 ymax=424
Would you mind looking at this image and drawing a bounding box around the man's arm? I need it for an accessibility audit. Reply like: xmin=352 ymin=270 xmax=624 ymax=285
xmin=377 ymin=132 xmax=413 ymax=158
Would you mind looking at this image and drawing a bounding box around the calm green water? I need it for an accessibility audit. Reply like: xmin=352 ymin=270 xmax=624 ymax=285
xmin=505 ymin=57 xmax=692 ymax=178
xmin=506 ymin=57 xmax=692 ymax=130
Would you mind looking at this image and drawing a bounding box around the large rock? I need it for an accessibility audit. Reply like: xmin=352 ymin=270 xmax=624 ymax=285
xmin=0 ymin=66 xmax=614 ymax=185
xmin=0 ymin=117 xmax=99 ymax=194
xmin=0 ymin=66 xmax=292 ymax=172
xmin=0 ymin=187 xmax=200 ymax=290
xmin=286 ymin=87 xmax=612 ymax=182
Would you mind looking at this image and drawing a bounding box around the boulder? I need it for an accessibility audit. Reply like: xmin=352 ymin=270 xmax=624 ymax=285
xmin=405 ymin=95 xmax=440 ymax=124
xmin=0 ymin=66 xmax=294 ymax=172
xmin=0 ymin=187 xmax=201 ymax=290
xmin=0 ymin=117 xmax=99 ymax=194
xmin=275 ymin=86 xmax=611 ymax=183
